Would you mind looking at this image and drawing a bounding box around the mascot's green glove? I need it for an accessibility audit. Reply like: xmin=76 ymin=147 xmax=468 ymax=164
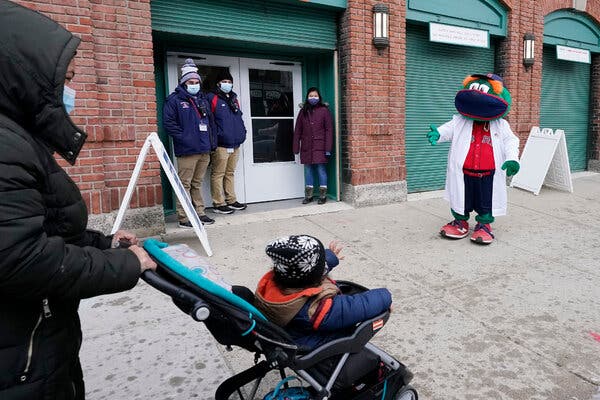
xmin=501 ymin=160 xmax=520 ymax=176
xmin=427 ymin=124 xmax=440 ymax=145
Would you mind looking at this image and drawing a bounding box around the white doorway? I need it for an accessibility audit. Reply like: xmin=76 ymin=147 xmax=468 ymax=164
xmin=166 ymin=54 xmax=304 ymax=205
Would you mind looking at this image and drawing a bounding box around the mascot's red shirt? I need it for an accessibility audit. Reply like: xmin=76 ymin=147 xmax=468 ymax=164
xmin=463 ymin=121 xmax=495 ymax=172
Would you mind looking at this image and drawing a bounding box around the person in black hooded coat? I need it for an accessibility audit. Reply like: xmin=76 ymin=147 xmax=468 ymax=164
xmin=0 ymin=1 xmax=156 ymax=399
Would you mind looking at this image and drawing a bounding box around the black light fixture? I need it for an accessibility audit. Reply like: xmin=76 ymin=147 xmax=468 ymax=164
xmin=373 ymin=4 xmax=389 ymax=55
xmin=523 ymin=33 xmax=535 ymax=69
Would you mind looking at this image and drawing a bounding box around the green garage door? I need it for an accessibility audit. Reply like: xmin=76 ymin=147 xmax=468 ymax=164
xmin=540 ymin=46 xmax=590 ymax=172
xmin=151 ymin=0 xmax=338 ymax=50
xmin=405 ymin=24 xmax=496 ymax=192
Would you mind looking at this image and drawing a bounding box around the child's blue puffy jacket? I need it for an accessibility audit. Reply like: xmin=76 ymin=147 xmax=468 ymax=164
xmin=254 ymin=250 xmax=393 ymax=350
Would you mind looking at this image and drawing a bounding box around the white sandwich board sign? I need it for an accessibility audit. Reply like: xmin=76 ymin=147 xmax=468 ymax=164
xmin=510 ymin=127 xmax=573 ymax=195
xmin=111 ymin=132 xmax=213 ymax=256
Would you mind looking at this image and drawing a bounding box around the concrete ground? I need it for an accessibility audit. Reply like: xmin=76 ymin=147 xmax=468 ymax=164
xmin=80 ymin=173 xmax=600 ymax=400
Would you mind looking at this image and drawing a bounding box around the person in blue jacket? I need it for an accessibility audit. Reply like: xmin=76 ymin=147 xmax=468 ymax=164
xmin=163 ymin=59 xmax=217 ymax=227
xmin=207 ymin=70 xmax=248 ymax=214
xmin=254 ymin=235 xmax=392 ymax=350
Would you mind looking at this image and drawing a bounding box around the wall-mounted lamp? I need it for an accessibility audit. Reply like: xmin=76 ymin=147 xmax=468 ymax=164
xmin=523 ymin=33 xmax=535 ymax=69
xmin=373 ymin=4 xmax=389 ymax=55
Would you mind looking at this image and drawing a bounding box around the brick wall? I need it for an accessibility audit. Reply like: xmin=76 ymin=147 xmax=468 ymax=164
xmin=339 ymin=0 xmax=406 ymax=187
xmin=15 ymin=0 xmax=162 ymax=215
xmin=495 ymin=0 xmax=545 ymax=143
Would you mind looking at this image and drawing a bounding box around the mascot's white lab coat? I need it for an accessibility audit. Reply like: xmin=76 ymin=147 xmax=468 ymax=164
xmin=437 ymin=115 xmax=520 ymax=216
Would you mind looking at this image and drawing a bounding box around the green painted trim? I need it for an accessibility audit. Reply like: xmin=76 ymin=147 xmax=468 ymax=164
xmin=153 ymin=40 xmax=176 ymax=215
xmin=544 ymin=10 xmax=600 ymax=53
xmin=301 ymin=53 xmax=338 ymax=199
xmin=407 ymin=0 xmax=507 ymax=37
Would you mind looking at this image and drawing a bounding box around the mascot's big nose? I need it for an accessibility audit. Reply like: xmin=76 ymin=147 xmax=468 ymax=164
xmin=455 ymin=89 xmax=508 ymax=121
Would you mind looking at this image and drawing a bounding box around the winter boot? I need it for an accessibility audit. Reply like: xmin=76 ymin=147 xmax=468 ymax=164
xmin=302 ymin=186 xmax=314 ymax=204
xmin=317 ymin=187 xmax=327 ymax=204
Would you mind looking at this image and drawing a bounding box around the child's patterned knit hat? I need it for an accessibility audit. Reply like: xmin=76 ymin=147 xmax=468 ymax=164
xmin=266 ymin=235 xmax=326 ymax=288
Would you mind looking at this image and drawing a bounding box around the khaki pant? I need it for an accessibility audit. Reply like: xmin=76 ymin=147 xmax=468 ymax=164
xmin=176 ymin=153 xmax=210 ymax=222
xmin=210 ymin=146 xmax=240 ymax=206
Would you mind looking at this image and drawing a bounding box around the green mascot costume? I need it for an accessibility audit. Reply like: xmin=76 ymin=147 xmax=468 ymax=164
xmin=428 ymin=73 xmax=520 ymax=244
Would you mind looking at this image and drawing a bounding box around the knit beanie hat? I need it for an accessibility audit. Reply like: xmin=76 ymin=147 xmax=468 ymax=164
xmin=180 ymin=58 xmax=201 ymax=85
xmin=216 ymin=69 xmax=234 ymax=83
xmin=266 ymin=235 xmax=326 ymax=288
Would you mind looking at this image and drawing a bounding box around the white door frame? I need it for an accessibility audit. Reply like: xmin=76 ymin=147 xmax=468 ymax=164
xmin=165 ymin=53 xmax=304 ymax=205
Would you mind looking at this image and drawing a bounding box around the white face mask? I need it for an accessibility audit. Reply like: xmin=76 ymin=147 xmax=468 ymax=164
xmin=63 ymin=85 xmax=76 ymax=114
xmin=219 ymin=82 xmax=233 ymax=93
xmin=186 ymin=83 xmax=200 ymax=95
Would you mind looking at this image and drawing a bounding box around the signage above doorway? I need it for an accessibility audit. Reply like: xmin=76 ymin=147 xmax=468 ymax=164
xmin=556 ymin=45 xmax=591 ymax=63
xmin=429 ymin=22 xmax=489 ymax=48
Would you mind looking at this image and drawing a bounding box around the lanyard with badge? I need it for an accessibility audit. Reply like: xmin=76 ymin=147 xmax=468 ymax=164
xmin=188 ymin=98 xmax=208 ymax=133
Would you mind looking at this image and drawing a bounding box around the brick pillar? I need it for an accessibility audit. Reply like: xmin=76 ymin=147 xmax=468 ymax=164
xmin=339 ymin=0 xmax=407 ymax=207
xmin=587 ymin=2 xmax=600 ymax=171
xmin=495 ymin=0 xmax=544 ymax=146
xmin=14 ymin=0 xmax=164 ymax=235
xmin=589 ymin=54 xmax=600 ymax=171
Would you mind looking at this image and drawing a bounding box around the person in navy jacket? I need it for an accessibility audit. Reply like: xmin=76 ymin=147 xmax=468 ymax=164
xmin=163 ymin=59 xmax=217 ymax=226
xmin=254 ymin=235 xmax=392 ymax=350
xmin=207 ymin=71 xmax=248 ymax=214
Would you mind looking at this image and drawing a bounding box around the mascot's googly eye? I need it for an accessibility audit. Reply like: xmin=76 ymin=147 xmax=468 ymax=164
xmin=469 ymin=82 xmax=480 ymax=90
xmin=478 ymin=84 xmax=490 ymax=93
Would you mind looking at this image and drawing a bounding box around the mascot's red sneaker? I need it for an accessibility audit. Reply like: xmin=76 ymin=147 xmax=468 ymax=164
xmin=440 ymin=220 xmax=469 ymax=239
xmin=471 ymin=223 xmax=494 ymax=244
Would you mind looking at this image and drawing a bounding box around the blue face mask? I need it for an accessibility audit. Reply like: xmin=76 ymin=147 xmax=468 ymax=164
xmin=219 ymin=82 xmax=233 ymax=94
xmin=186 ymin=84 xmax=200 ymax=95
xmin=308 ymin=97 xmax=320 ymax=106
xmin=63 ymin=85 xmax=76 ymax=114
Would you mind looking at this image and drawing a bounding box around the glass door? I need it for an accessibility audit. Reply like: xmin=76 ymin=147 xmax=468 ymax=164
xmin=238 ymin=59 xmax=304 ymax=203
xmin=166 ymin=54 xmax=245 ymax=204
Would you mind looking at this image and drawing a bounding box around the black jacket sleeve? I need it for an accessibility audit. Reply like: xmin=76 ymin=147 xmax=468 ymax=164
xmin=69 ymin=229 xmax=113 ymax=250
xmin=0 ymin=134 xmax=141 ymax=300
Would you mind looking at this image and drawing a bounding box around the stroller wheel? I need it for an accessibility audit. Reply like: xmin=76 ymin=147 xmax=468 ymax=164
xmin=394 ymin=385 xmax=418 ymax=400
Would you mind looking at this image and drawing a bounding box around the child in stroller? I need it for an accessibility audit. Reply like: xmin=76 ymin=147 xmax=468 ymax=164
xmin=141 ymin=238 xmax=417 ymax=400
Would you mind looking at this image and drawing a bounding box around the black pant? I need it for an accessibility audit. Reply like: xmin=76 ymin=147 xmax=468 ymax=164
xmin=463 ymin=172 xmax=494 ymax=215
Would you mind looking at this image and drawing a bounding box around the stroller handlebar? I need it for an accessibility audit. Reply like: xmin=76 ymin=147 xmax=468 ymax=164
xmin=141 ymin=270 xmax=211 ymax=321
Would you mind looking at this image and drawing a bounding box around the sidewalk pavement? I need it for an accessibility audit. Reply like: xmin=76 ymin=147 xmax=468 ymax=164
xmin=80 ymin=172 xmax=600 ymax=400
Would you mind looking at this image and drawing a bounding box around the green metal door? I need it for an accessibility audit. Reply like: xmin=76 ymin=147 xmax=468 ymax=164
xmin=405 ymin=24 xmax=495 ymax=192
xmin=540 ymin=46 xmax=590 ymax=172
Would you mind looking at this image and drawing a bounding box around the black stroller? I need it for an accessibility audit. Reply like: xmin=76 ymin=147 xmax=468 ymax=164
xmin=142 ymin=239 xmax=417 ymax=400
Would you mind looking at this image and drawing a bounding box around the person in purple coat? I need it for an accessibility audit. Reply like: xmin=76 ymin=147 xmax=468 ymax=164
xmin=293 ymin=87 xmax=333 ymax=204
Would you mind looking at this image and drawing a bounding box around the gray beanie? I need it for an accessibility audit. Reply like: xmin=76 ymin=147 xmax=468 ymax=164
xmin=180 ymin=58 xmax=201 ymax=85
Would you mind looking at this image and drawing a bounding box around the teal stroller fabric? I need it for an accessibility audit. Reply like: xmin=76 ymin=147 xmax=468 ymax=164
xmin=143 ymin=238 xmax=268 ymax=321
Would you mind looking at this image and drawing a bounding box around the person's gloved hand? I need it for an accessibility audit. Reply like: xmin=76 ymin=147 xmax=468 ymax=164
xmin=427 ymin=124 xmax=440 ymax=145
xmin=501 ymin=160 xmax=520 ymax=176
